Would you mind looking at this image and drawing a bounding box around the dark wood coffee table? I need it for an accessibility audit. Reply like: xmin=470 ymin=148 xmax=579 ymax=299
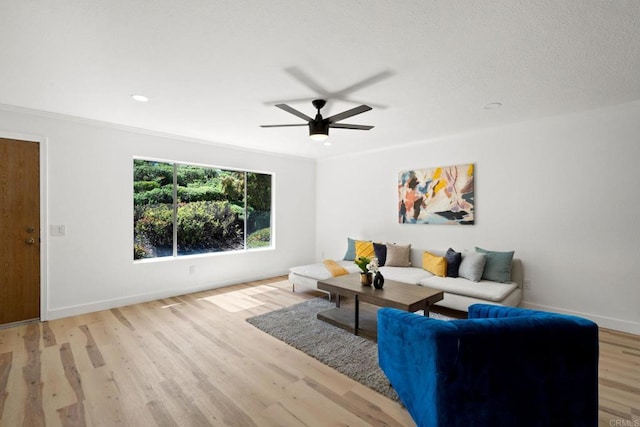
xmin=317 ymin=274 xmax=444 ymax=340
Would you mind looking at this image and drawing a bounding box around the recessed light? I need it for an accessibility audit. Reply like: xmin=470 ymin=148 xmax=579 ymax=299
xmin=483 ymin=102 xmax=502 ymax=110
xmin=131 ymin=94 xmax=149 ymax=102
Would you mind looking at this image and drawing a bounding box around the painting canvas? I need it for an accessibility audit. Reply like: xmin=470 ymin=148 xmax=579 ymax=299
xmin=398 ymin=164 xmax=474 ymax=225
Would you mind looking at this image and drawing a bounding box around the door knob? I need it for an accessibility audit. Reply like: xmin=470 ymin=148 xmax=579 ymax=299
xmin=27 ymin=227 xmax=35 ymax=233
xmin=25 ymin=238 xmax=36 ymax=245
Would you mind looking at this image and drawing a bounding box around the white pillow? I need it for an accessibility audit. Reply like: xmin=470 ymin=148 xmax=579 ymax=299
xmin=458 ymin=250 xmax=486 ymax=282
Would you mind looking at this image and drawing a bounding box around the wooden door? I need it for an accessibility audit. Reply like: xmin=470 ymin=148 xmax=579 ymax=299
xmin=0 ymin=138 xmax=40 ymax=324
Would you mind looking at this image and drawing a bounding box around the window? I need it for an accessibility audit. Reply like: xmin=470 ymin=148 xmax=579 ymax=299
xmin=133 ymin=159 xmax=272 ymax=260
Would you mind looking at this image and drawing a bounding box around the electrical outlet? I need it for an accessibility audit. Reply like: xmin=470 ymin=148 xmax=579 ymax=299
xmin=523 ymin=279 xmax=531 ymax=290
xmin=189 ymin=265 xmax=196 ymax=275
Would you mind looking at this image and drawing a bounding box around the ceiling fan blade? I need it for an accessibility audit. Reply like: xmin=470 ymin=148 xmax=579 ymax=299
xmin=334 ymin=70 xmax=394 ymax=97
xmin=275 ymin=104 xmax=313 ymax=122
xmin=330 ymin=123 xmax=374 ymax=130
xmin=285 ymin=66 xmax=331 ymax=96
xmin=260 ymin=124 xmax=308 ymax=128
xmin=331 ymin=95 xmax=389 ymax=110
xmin=263 ymin=96 xmax=316 ymax=106
xmin=326 ymin=105 xmax=372 ymax=123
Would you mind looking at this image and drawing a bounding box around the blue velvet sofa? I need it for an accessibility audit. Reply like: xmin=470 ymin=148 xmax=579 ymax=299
xmin=377 ymin=304 xmax=599 ymax=427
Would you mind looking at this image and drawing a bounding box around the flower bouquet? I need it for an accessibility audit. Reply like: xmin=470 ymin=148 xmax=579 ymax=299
xmin=355 ymin=256 xmax=379 ymax=286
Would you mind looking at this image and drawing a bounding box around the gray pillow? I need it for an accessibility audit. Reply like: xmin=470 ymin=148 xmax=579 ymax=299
xmin=459 ymin=250 xmax=486 ymax=282
xmin=385 ymin=243 xmax=412 ymax=267
xmin=475 ymin=247 xmax=515 ymax=283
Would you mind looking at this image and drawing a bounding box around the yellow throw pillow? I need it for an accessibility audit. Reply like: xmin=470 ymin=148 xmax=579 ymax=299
xmin=355 ymin=240 xmax=375 ymax=260
xmin=423 ymin=251 xmax=447 ymax=277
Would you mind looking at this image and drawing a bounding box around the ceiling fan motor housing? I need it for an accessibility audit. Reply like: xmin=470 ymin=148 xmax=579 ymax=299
xmin=309 ymin=119 xmax=329 ymax=137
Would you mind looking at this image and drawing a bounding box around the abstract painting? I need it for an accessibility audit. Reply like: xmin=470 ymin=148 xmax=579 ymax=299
xmin=398 ymin=164 xmax=474 ymax=225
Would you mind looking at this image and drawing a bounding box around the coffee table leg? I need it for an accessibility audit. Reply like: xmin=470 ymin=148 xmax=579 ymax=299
xmin=423 ymin=302 xmax=430 ymax=317
xmin=354 ymin=295 xmax=359 ymax=335
xmin=336 ymin=294 xmax=341 ymax=308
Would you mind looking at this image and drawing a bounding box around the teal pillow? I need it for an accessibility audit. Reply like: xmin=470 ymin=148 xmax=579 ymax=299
xmin=475 ymin=247 xmax=515 ymax=283
xmin=343 ymin=238 xmax=356 ymax=261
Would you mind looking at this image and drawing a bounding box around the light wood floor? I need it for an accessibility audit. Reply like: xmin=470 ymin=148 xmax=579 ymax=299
xmin=0 ymin=276 xmax=638 ymax=426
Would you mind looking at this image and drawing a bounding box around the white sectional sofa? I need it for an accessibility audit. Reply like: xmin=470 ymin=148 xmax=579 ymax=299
xmin=288 ymin=247 xmax=523 ymax=312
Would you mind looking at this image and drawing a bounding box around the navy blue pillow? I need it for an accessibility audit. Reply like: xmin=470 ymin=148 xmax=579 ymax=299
xmin=445 ymin=248 xmax=462 ymax=278
xmin=373 ymin=242 xmax=387 ymax=266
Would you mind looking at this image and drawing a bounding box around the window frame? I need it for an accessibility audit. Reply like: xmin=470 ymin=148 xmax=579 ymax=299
xmin=133 ymin=156 xmax=275 ymax=261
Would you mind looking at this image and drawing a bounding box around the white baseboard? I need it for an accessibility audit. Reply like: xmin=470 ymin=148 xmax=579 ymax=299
xmin=45 ymin=273 xmax=288 ymax=321
xmin=520 ymin=300 xmax=640 ymax=335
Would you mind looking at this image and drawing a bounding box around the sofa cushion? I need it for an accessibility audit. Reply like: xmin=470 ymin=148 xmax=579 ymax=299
xmin=419 ymin=276 xmax=518 ymax=302
xmin=343 ymin=237 xmax=357 ymax=261
xmin=445 ymin=248 xmax=462 ymax=278
xmin=458 ymin=250 xmax=486 ymax=282
xmin=422 ymin=251 xmax=447 ymax=277
xmin=475 ymin=247 xmax=515 ymax=283
xmin=355 ymin=240 xmax=375 ymax=259
xmin=379 ymin=266 xmax=433 ymax=285
xmin=289 ymin=261 xmax=360 ymax=280
xmin=373 ymin=242 xmax=387 ymax=266
xmin=386 ymin=243 xmax=412 ymax=267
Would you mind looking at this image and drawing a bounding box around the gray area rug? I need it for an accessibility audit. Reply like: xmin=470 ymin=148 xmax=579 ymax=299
xmin=246 ymin=297 xmax=399 ymax=401
xmin=246 ymin=298 xmax=452 ymax=401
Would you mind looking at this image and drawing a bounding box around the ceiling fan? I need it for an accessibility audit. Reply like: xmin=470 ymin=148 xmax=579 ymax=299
xmin=260 ymin=99 xmax=373 ymax=142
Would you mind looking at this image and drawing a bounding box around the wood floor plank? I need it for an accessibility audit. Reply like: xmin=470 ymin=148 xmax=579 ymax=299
xmin=146 ymin=399 xmax=180 ymax=427
xmin=160 ymin=378 xmax=214 ymax=426
xmin=57 ymin=401 xmax=85 ymax=427
xmin=23 ymin=323 xmax=45 ymax=427
xmin=302 ymin=376 xmax=406 ymax=427
xmin=197 ymin=378 xmax=260 ymax=427
xmin=78 ymin=325 xmax=105 ymax=369
xmin=599 ymin=396 xmax=636 ymax=423
xmin=599 ymin=384 xmax=640 ymax=412
xmin=278 ymin=378 xmax=373 ymax=426
xmin=259 ymin=402 xmax=308 ymax=426
xmin=42 ymin=322 xmax=57 ymax=348
xmin=2 ymin=328 xmax=28 ymax=426
xmin=41 ymin=345 xmax=76 ymax=424
xmin=110 ymin=308 xmax=135 ymax=332
xmin=0 ymin=352 xmax=12 ymax=419
xmin=80 ymin=367 xmax=131 ymax=426
xmin=59 ymin=343 xmax=85 ymax=402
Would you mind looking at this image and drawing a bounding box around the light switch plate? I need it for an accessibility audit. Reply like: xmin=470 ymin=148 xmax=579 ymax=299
xmin=50 ymin=224 xmax=66 ymax=236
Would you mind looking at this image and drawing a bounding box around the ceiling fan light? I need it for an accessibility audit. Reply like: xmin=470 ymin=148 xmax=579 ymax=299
xmin=310 ymin=133 xmax=329 ymax=142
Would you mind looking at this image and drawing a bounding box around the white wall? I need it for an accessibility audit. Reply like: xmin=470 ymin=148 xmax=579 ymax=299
xmin=0 ymin=107 xmax=316 ymax=320
xmin=316 ymin=101 xmax=640 ymax=334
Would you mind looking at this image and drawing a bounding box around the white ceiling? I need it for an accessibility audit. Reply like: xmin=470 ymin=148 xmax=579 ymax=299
xmin=1 ymin=1 xmax=639 ymax=159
